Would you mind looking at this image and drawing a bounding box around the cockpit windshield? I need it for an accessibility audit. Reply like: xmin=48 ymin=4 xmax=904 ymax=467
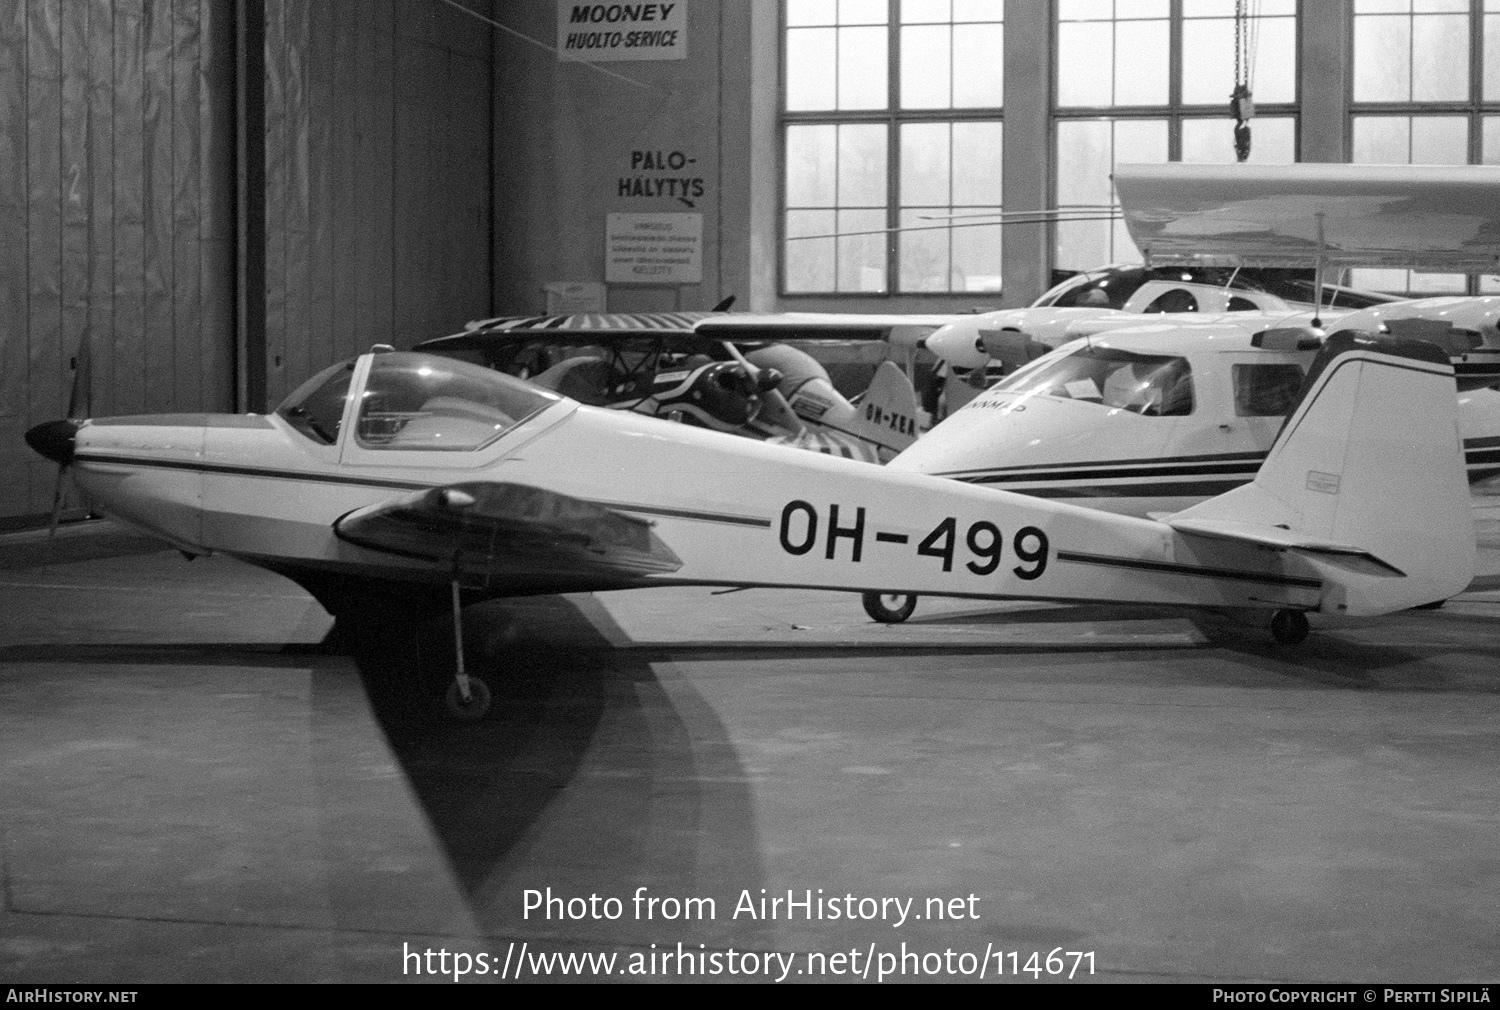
xmin=277 ymin=360 xmax=355 ymax=445
xmin=991 ymin=344 xmax=1194 ymax=416
xmin=354 ymin=353 xmax=562 ymax=451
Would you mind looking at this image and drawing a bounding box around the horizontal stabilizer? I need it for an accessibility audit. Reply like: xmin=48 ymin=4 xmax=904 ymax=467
xmin=335 ymin=482 xmax=682 ymax=591
xmin=1166 ymin=518 xmax=1406 ymax=577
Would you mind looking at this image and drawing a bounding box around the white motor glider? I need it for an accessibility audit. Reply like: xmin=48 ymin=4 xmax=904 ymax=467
xmin=25 ymin=332 xmax=1476 ymax=719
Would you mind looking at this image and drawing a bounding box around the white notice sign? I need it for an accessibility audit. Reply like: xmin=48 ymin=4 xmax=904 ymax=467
xmin=557 ymin=2 xmax=687 ymax=62
xmin=606 ymin=213 xmax=702 ymax=285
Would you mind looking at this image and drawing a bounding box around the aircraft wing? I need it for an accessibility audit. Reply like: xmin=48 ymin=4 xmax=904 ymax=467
xmin=695 ymin=312 xmax=960 ymax=349
xmin=1114 ymin=163 xmax=1500 ymax=271
xmin=334 ymin=482 xmax=683 ymax=592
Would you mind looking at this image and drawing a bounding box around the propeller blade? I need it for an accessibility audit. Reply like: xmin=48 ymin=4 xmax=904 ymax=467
xmin=66 ymin=332 xmax=93 ymax=419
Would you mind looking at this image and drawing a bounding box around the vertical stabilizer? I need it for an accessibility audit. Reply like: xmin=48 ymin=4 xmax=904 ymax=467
xmin=1167 ymin=333 xmax=1474 ymax=615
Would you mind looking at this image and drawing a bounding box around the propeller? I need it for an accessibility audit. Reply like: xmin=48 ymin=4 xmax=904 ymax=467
xmin=24 ymin=334 xmax=92 ymax=536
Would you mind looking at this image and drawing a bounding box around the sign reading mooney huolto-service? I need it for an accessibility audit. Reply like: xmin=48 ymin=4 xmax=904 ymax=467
xmin=557 ymin=2 xmax=687 ymax=62
xmin=606 ymin=213 xmax=703 ymax=284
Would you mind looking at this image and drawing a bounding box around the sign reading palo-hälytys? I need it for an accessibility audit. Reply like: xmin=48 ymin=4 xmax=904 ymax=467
xmin=557 ymin=2 xmax=687 ymax=62
xmin=606 ymin=213 xmax=702 ymax=284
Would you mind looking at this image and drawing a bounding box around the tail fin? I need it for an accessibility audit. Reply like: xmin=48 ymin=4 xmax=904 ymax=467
xmin=844 ymin=361 xmax=923 ymax=455
xmin=1167 ymin=333 xmax=1474 ymax=615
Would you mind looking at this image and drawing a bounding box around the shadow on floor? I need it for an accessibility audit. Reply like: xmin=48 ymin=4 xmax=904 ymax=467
xmin=336 ymin=594 xmax=773 ymax=941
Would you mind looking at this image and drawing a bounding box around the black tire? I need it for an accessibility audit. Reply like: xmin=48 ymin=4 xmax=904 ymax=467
xmin=863 ymin=592 xmax=917 ymax=624
xmin=1269 ymin=609 xmax=1310 ymax=646
xmin=444 ymin=677 xmax=492 ymax=722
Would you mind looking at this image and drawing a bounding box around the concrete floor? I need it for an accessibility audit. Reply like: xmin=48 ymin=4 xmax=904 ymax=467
xmin=0 ymin=521 xmax=1497 ymax=984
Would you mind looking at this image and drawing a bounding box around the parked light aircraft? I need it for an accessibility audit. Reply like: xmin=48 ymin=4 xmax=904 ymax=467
xmin=858 ymin=163 xmax=1500 ymax=622
xmin=416 ymin=311 xmax=937 ymax=462
xmin=24 ymin=333 xmax=1476 ymax=719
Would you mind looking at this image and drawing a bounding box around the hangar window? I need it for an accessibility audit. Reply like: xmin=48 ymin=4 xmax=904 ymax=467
xmin=355 ymin=354 xmax=561 ymax=451
xmin=782 ymin=1 xmax=1005 ymax=295
xmin=1350 ymin=1 xmax=1500 ymax=295
xmin=1052 ymin=1 xmax=1299 ymax=271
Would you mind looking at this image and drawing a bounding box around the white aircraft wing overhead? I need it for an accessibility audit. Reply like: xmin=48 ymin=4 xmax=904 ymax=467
xmin=695 ymin=312 xmax=958 ymax=348
xmin=1113 ymin=163 xmax=1500 ymax=271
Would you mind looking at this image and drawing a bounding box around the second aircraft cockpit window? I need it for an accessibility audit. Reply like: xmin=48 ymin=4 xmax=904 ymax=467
xmin=991 ymin=345 xmax=1195 ymax=416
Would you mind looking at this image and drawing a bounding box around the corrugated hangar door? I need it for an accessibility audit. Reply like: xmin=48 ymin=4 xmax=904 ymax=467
xmin=260 ymin=0 xmax=493 ymax=408
xmin=0 ymin=0 xmax=234 ymax=526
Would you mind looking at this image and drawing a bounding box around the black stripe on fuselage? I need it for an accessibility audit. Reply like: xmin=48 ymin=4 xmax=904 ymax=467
xmin=71 ymin=452 xmax=774 ymax=529
xmin=934 ymin=450 xmax=1267 ymax=478
xmin=1055 ymin=549 xmax=1323 ymax=590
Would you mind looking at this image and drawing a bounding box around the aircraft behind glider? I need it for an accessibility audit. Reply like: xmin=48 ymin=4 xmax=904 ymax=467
xmin=24 ymin=333 xmax=1478 ymax=719
xmin=415 ymin=311 xmax=938 ymax=462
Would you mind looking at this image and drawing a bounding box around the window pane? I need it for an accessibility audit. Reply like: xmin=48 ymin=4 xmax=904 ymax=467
xmin=786 ymin=28 xmax=837 ymax=110
xmin=839 ymin=124 xmax=888 ymax=205
xmin=839 ymin=25 xmax=889 ymax=109
xmin=1411 ymin=116 xmax=1468 ymax=162
xmin=1114 ymin=118 xmax=1169 ymax=163
xmin=899 ymin=207 xmax=950 ymax=292
xmin=953 ymin=0 xmax=1004 ymax=21
xmin=1180 ymin=116 xmax=1296 ymax=163
xmin=902 ymin=0 xmax=950 ymax=22
xmin=1247 ymin=15 xmax=1298 ymax=105
xmin=901 ymin=123 xmax=951 ymax=207
xmin=840 ymin=0 xmax=888 ymax=24
xmin=1484 ymin=115 xmax=1500 ymax=162
xmin=1181 ymin=17 xmax=1235 ymax=105
xmin=1115 ymin=20 xmax=1170 ymax=105
xmin=901 ymin=24 xmax=952 ymax=108
xmin=1411 ymin=13 xmax=1468 ymax=101
xmin=1486 ymin=13 xmax=1500 ymax=101
xmin=952 ymin=22 xmax=1003 ymax=107
xmin=1056 ymin=120 xmax=1115 ymax=207
xmin=1060 ymin=0 xmax=1114 ymax=18
xmin=788 ymin=0 xmax=837 ymax=27
xmin=1352 ymin=116 xmax=1411 ymax=162
xmin=838 ymin=208 xmax=888 ymax=292
xmin=786 ymin=125 xmax=838 ymax=205
xmin=952 ymin=121 xmax=1003 ymax=204
xmin=786 ymin=211 xmax=837 ymax=292
xmin=1353 ymin=15 xmax=1411 ymax=101
xmin=952 ymin=211 xmax=1002 ymax=292
xmin=1058 ymin=22 xmax=1114 ymax=106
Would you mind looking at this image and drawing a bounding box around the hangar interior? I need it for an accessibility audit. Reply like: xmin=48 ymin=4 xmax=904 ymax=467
xmin=3 ymin=0 xmax=1500 ymax=985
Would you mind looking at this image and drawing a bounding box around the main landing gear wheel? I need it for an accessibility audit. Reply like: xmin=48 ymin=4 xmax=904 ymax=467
xmin=445 ymin=676 xmax=492 ymax=722
xmin=1269 ymin=609 xmax=1310 ymax=646
xmin=863 ymin=592 xmax=917 ymax=624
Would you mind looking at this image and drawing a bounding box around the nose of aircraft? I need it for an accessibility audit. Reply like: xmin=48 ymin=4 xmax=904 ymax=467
xmin=24 ymin=419 xmax=80 ymax=465
xmin=924 ymin=319 xmax=989 ymax=369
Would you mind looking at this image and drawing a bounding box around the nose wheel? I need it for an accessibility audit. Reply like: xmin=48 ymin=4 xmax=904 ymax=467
xmin=863 ymin=592 xmax=918 ymax=624
xmin=1269 ymin=609 xmax=1310 ymax=645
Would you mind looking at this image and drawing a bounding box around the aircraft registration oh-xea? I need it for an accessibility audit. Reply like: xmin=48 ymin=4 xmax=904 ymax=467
xmin=23 ymin=330 xmax=1479 ymax=719
xmin=414 ymin=308 xmax=945 ymax=463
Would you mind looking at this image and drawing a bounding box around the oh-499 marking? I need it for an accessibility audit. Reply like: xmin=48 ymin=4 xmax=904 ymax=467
xmin=778 ymin=500 xmax=1049 ymax=581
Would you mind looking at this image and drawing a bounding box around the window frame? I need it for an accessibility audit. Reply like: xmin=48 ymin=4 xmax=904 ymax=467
xmin=1347 ymin=0 xmax=1500 ymax=294
xmin=1050 ymin=0 xmax=1302 ymax=273
xmin=779 ymin=0 xmax=1007 ymax=298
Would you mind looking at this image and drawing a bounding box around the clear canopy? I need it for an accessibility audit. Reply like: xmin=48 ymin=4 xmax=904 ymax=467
xmin=354 ymin=353 xmax=562 ymax=451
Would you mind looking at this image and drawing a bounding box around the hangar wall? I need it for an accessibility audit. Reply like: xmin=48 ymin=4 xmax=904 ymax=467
xmin=491 ymin=1 xmax=750 ymax=315
xmin=0 ymin=0 xmax=234 ymax=526
xmin=259 ymin=0 xmax=492 ymax=408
